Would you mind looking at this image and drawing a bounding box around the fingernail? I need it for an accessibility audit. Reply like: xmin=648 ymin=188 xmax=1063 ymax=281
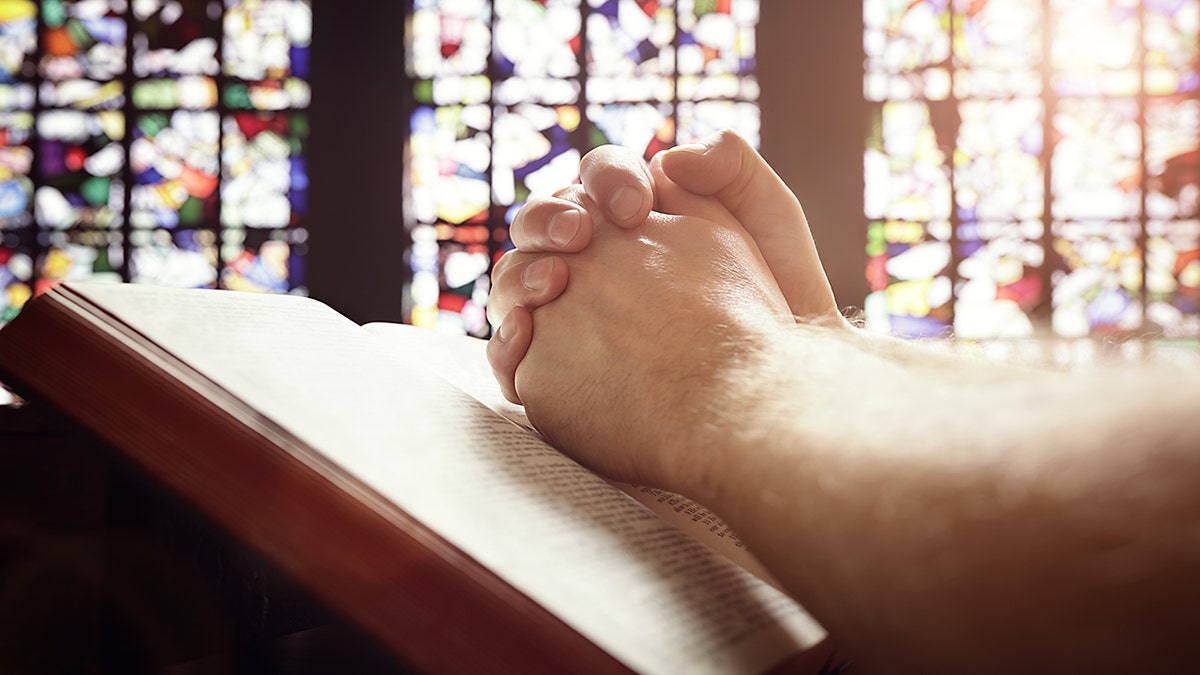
xmin=497 ymin=319 xmax=511 ymax=342
xmin=609 ymin=185 xmax=644 ymax=223
xmin=522 ymin=258 xmax=552 ymax=291
xmin=548 ymin=210 xmax=580 ymax=247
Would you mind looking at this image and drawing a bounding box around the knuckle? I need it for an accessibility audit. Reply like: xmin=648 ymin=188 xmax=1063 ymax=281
xmin=552 ymin=184 xmax=587 ymax=204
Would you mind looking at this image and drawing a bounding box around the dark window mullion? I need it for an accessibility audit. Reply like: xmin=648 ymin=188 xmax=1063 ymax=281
xmin=216 ymin=0 xmax=228 ymax=286
xmin=576 ymin=1 xmax=590 ymax=151
xmin=946 ymin=2 xmax=960 ymax=335
xmin=1039 ymin=0 xmax=1056 ymax=323
xmin=30 ymin=1 xmax=46 ymax=290
xmin=121 ymin=0 xmax=134 ymax=283
xmin=1137 ymin=0 xmax=1150 ymax=335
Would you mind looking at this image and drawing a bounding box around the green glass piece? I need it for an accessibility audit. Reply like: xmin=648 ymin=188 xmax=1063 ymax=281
xmin=132 ymin=81 xmax=177 ymax=109
xmin=223 ymin=83 xmax=252 ymax=109
xmin=92 ymin=246 xmax=112 ymax=273
xmin=290 ymin=112 xmax=310 ymax=138
xmin=179 ymin=197 xmax=204 ymax=225
xmin=414 ymin=79 xmax=434 ymax=104
xmin=866 ymin=221 xmax=887 ymax=257
xmin=138 ymin=113 xmax=169 ymax=138
xmin=64 ymin=18 xmax=95 ymax=50
xmin=42 ymin=0 xmax=65 ymax=28
xmin=80 ymin=176 xmax=110 ymax=206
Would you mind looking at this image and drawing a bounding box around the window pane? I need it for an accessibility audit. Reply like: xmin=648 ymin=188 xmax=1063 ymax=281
xmin=406 ymin=1 xmax=761 ymax=335
xmin=866 ymin=1 xmax=1200 ymax=339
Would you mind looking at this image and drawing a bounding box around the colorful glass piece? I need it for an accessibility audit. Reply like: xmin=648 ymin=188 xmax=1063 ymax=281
xmin=1050 ymin=0 xmax=1140 ymax=96
xmin=409 ymin=104 xmax=491 ymax=227
xmin=223 ymin=0 xmax=311 ymax=110
xmin=1145 ymin=97 xmax=1200 ymax=220
xmin=1146 ymin=219 xmax=1200 ymax=336
xmin=955 ymin=98 xmax=1043 ymax=222
xmin=1051 ymin=97 xmax=1142 ymax=221
xmin=951 ymin=0 xmax=1042 ymax=98
xmin=39 ymin=0 xmax=127 ymax=81
xmin=132 ymin=0 xmax=219 ymax=77
xmin=1144 ymin=0 xmax=1200 ymax=95
xmin=955 ymin=221 xmax=1044 ymax=338
xmin=676 ymin=99 xmax=758 ymax=146
xmin=130 ymin=111 xmax=218 ymax=229
xmin=35 ymin=228 xmax=124 ymax=293
xmin=494 ymin=0 xmax=581 ymax=80
xmin=493 ymin=103 xmax=582 ymax=207
xmin=587 ymin=101 xmax=674 ymax=159
xmin=676 ymin=0 xmax=757 ymax=102
xmin=219 ymin=227 xmax=305 ymax=293
xmin=221 ymin=111 xmax=308 ymax=229
xmin=408 ymin=103 xmax=492 ymax=334
xmin=0 ymin=110 xmax=33 ymax=229
xmin=0 ymin=0 xmax=37 ymax=110
xmin=1051 ymin=220 xmax=1142 ymax=337
xmin=409 ymin=0 xmax=491 ymax=79
xmin=865 ymin=218 xmax=953 ymax=337
xmin=132 ymin=77 xmax=218 ymax=109
xmin=865 ymin=101 xmax=952 ymax=223
xmin=0 ymin=231 xmax=34 ymax=323
xmin=35 ymin=109 xmax=124 ymax=229
xmin=129 ymin=227 xmax=218 ymax=287
xmin=586 ymin=0 xmax=676 ymax=103
xmin=863 ymin=0 xmax=951 ymax=80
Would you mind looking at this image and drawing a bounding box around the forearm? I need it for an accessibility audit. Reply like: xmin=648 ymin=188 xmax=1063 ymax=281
xmin=681 ymin=325 xmax=1200 ymax=673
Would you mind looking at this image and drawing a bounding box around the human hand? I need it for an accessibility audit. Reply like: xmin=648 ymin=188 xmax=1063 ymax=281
xmin=487 ymin=162 xmax=796 ymax=490
xmin=488 ymin=131 xmax=843 ymax=404
xmin=483 ymin=144 xmax=658 ymax=403
xmin=656 ymin=130 xmax=839 ymax=321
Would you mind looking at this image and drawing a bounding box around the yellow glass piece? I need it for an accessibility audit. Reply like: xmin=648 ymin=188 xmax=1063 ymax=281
xmin=887 ymin=278 xmax=935 ymax=316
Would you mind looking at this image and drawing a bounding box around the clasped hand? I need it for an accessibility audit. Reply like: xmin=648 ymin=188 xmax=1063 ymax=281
xmin=486 ymin=131 xmax=842 ymax=490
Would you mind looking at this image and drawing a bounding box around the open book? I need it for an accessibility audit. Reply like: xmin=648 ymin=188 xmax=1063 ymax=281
xmin=0 ymin=282 xmax=829 ymax=674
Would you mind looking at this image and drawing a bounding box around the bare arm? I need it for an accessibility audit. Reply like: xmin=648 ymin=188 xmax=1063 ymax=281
xmin=488 ymin=135 xmax=1200 ymax=672
xmin=693 ymin=324 xmax=1200 ymax=674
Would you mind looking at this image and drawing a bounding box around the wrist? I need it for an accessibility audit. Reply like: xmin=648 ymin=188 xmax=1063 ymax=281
xmin=664 ymin=320 xmax=827 ymax=507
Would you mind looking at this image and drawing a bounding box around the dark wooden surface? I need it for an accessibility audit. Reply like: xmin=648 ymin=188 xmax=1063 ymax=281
xmin=0 ymin=403 xmax=408 ymax=675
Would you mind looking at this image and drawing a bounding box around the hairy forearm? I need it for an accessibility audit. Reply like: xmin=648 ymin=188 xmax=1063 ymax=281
xmin=682 ymin=324 xmax=1200 ymax=673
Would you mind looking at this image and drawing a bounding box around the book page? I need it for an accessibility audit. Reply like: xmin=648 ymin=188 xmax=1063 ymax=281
xmin=71 ymin=284 xmax=825 ymax=675
xmin=363 ymin=322 xmax=534 ymax=431
xmin=364 ymin=322 xmax=792 ymax=591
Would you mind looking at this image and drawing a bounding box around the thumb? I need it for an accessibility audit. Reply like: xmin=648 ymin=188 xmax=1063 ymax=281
xmin=659 ymin=130 xmax=839 ymax=321
xmin=579 ymin=144 xmax=655 ymax=230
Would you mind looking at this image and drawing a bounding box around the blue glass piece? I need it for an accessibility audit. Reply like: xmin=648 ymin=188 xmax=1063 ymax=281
xmin=0 ymin=180 xmax=28 ymax=217
xmin=290 ymin=46 xmax=310 ymax=78
xmin=81 ymin=16 xmax=127 ymax=44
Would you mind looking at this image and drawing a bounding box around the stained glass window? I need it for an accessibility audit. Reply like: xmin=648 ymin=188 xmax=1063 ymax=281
xmin=405 ymin=0 xmax=762 ymax=336
xmin=0 ymin=0 xmax=311 ymax=327
xmin=864 ymin=0 xmax=1200 ymax=340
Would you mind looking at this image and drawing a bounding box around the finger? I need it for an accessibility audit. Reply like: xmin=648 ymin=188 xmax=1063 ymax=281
xmin=510 ymin=196 xmax=594 ymax=253
xmin=646 ymin=151 xmax=737 ymax=225
xmin=487 ymin=305 xmax=533 ymax=405
xmin=486 ymin=254 xmax=568 ymax=329
xmin=490 ymin=247 xmax=521 ymax=283
xmin=659 ymin=130 xmax=838 ymax=319
xmin=580 ymin=144 xmax=655 ymax=229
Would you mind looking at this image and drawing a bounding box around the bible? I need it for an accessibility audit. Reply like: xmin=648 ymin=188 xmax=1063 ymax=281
xmin=0 ymin=282 xmax=830 ymax=674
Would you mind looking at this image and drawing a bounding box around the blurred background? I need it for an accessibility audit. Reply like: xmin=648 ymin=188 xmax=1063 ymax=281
xmin=0 ymin=0 xmax=1197 ymax=349
xmin=1 ymin=2 xmax=1198 ymax=669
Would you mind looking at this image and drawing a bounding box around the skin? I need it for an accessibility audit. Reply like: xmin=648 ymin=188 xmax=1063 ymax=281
xmin=486 ymin=132 xmax=1200 ymax=673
